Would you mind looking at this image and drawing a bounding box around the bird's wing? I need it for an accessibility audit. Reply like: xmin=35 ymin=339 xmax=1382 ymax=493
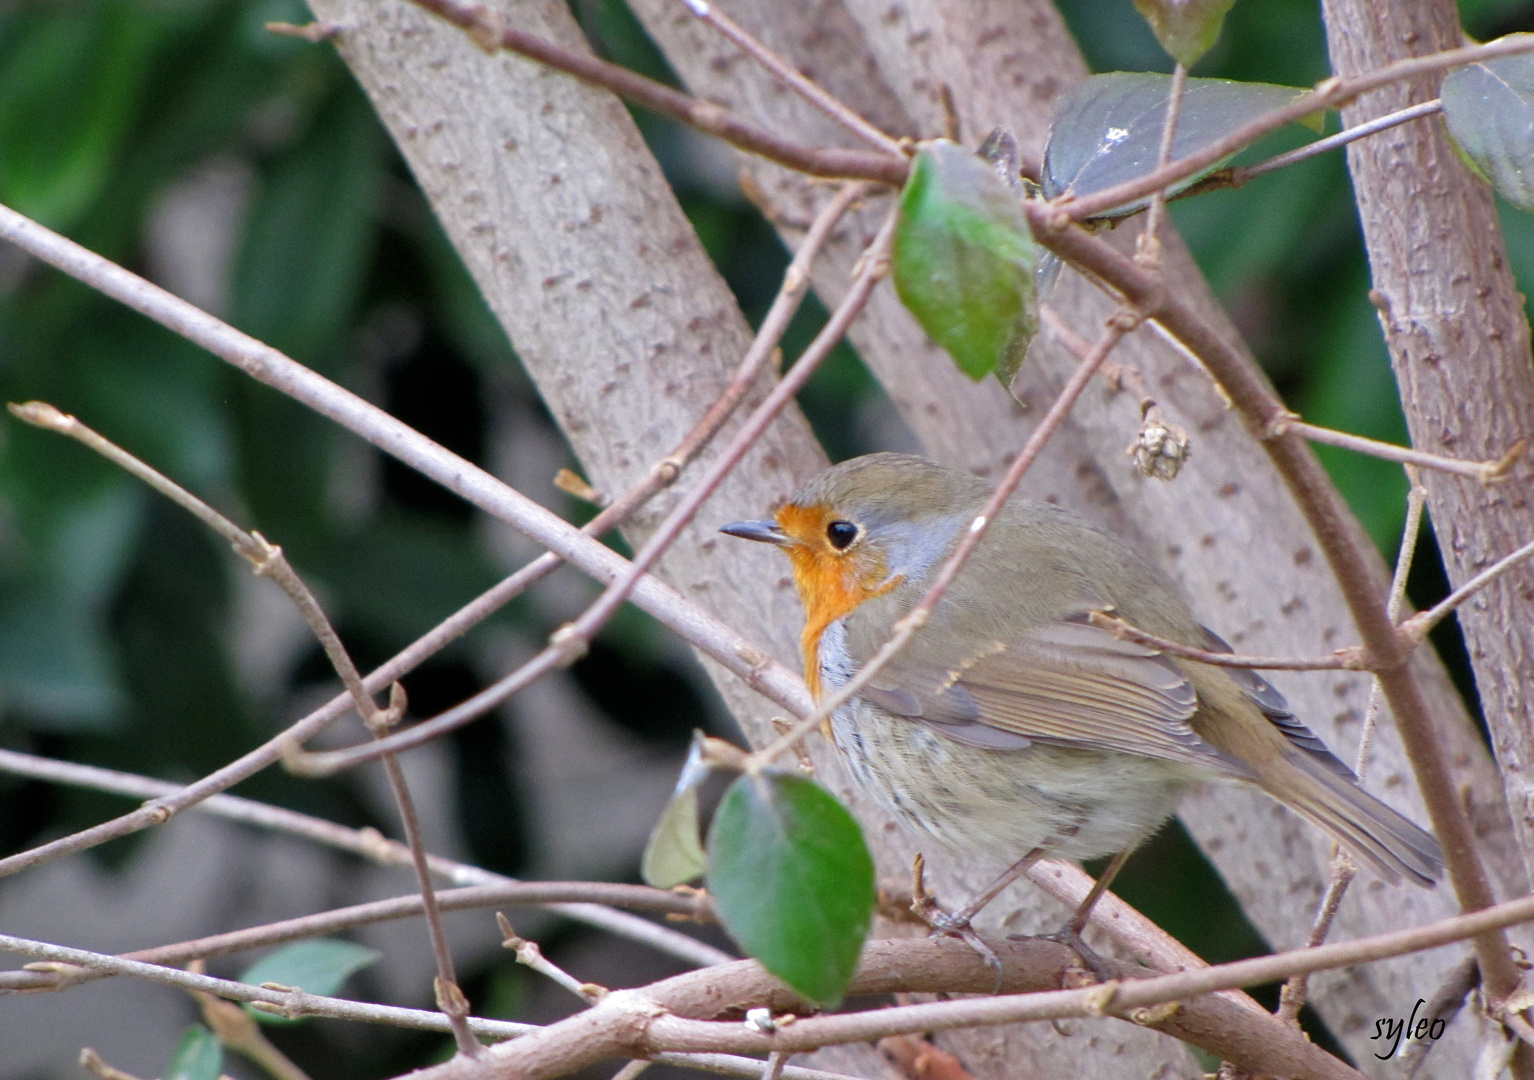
xmin=1198 ymin=625 xmax=1358 ymax=781
xmin=865 ymin=615 xmax=1252 ymax=778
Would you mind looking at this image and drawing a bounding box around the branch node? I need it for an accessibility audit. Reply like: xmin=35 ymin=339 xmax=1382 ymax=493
xmin=1263 ymin=409 xmax=1300 ymax=441
xmin=1483 ymin=437 xmax=1528 ymax=484
xmin=264 ymin=21 xmax=341 ymax=42
xmin=1129 ymin=1000 xmax=1182 ymax=1026
xmin=465 ymin=4 xmax=508 ymax=53
xmin=1081 ymin=978 xmax=1122 ymax=1017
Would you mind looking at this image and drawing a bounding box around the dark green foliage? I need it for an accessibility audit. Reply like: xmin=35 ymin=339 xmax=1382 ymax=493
xmin=1442 ymin=37 xmax=1534 ymax=212
xmin=1043 ymin=73 xmax=1310 ymax=217
xmin=894 ymin=141 xmax=1039 ymax=381
xmin=706 ymin=771 xmax=875 ymax=1006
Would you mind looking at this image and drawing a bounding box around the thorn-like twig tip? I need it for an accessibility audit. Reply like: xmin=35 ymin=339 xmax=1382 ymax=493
xmin=7 ymin=400 xmax=72 ymax=430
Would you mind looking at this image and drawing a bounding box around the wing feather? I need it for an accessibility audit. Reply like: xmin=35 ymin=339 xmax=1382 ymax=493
xmin=866 ymin=615 xmax=1251 ymax=778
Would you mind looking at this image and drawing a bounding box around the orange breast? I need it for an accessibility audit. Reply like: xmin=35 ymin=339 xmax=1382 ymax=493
xmin=775 ymin=503 xmax=896 ymax=699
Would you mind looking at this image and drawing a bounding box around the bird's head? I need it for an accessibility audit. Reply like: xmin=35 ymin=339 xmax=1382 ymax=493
xmin=721 ymin=453 xmax=984 ymax=695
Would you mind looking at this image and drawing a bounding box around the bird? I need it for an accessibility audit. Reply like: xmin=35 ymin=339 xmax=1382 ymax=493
xmin=721 ymin=452 xmax=1443 ymax=935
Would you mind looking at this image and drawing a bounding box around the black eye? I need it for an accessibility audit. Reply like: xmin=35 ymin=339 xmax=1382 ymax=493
xmin=826 ymin=520 xmax=858 ymax=550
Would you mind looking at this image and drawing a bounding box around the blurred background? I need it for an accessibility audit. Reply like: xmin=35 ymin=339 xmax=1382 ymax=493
xmin=2 ymin=0 xmax=1532 ymax=1075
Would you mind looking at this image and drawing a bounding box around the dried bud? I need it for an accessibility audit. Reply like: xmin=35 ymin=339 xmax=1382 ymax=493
xmin=1128 ymin=416 xmax=1191 ymax=480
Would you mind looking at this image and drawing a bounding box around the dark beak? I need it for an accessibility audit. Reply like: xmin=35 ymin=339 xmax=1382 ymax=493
xmin=719 ymin=519 xmax=792 ymax=546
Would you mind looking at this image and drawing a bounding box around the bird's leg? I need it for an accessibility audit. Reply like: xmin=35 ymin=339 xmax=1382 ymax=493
xmin=928 ymin=846 xmax=1049 ymax=934
xmin=1040 ymin=847 xmax=1133 ymax=984
xmin=909 ymin=849 xmax=1045 ymax=990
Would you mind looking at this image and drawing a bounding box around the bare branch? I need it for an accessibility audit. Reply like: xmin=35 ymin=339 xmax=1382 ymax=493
xmin=4 ymin=401 xmax=485 ymax=1055
xmin=1136 ymin=62 xmax=1187 ymax=271
xmin=1399 ymin=535 xmax=1534 ymax=645
xmin=1055 ymin=35 xmax=1534 ymax=222
xmin=1222 ymin=98 xmax=1442 ymax=187
xmin=0 ymin=748 xmax=730 ymax=972
xmin=0 ymin=199 xmax=817 ymax=872
xmin=474 ymin=888 xmax=1534 ymax=1079
xmin=675 ymin=0 xmax=903 ymax=156
xmin=78 ymin=1050 xmax=146 ymax=1080
xmin=1273 ymin=413 xmax=1524 ymax=483
xmin=400 ymin=0 xmax=907 ymax=183
xmin=1088 ymin=611 xmax=1367 ymax=671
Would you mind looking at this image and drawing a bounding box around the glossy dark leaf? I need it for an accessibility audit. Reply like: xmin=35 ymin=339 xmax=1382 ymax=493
xmin=1043 ymin=73 xmax=1311 ymax=218
xmin=1132 ymin=0 xmax=1236 ymax=67
xmin=240 ymin=939 xmax=380 ymax=1024
xmin=893 ymin=141 xmax=1039 ymax=381
xmin=1442 ymin=37 xmax=1534 ymax=212
xmin=706 ymin=771 xmax=874 ymax=1006
xmin=165 ymin=1025 xmax=222 ymax=1080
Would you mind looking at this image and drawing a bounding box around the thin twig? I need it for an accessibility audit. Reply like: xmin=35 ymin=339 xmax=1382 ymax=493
xmin=79 ymin=1050 xmax=146 ymax=1080
xmin=4 ymin=401 xmax=484 ymax=1057
xmin=1400 ymin=955 xmax=1479 ymax=1077
xmin=749 ymin=309 xmax=1139 ymax=769
xmin=0 ymin=748 xmax=730 ymax=978
xmin=1276 ymin=414 xmax=1523 ymax=483
xmin=1224 ymin=98 xmax=1443 ymax=187
xmin=675 ymin=0 xmax=904 ymax=157
xmin=1088 ymin=612 xmax=1367 ymax=670
xmin=0 ymin=932 xmax=537 ymax=1037
xmin=0 ymin=200 xmax=815 ymax=881
xmin=1399 ymin=534 xmax=1534 ymax=644
xmin=1137 ymin=63 xmax=1187 ymax=271
xmin=498 ymin=913 xmax=609 ymax=1004
xmin=289 ymin=204 xmax=901 ymax=775
xmin=191 ymin=964 xmax=315 ymax=1080
xmin=403 ymin=0 xmax=906 ymax=184
xmin=759 ymin=1052 xmax=788 ymax=1080
xmin=611 ymin=1062 xmax=652 ymax=1080
xmin=1054 ymin=35 xmax=1534 ymax=221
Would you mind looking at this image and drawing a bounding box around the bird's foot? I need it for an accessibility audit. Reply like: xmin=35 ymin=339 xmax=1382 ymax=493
xmin=910 ymin=854 xmax=1003 ymax=990
xmin=1039 ymin=923 xmax=1116 ymax=985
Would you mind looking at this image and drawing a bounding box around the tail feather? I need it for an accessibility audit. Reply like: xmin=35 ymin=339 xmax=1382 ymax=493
xmin=1271 ymin=750 xmax=1444 ymax=887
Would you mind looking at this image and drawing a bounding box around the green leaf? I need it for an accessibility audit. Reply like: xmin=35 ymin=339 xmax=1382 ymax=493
xmin=893 ymin=140 xmax=1039 ymax=382
xmin=165 ymin=1024 xmax=222 ymax=1080
xmin=1043 ymin=73 xmax=1312 ymax=219
xmin=1441 ymin=37 xmax=1534 ymax=212
xmin=239 ymin=939 xmax=380 ymax=1024
xmin=706 ymin=771 xmax=874 ymax=1007
xmin=1132 ymin=0 xmax=1237 ymax=67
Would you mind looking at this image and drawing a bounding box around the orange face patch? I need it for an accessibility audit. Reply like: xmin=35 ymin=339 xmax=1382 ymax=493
xmin=774 ymin=503 xmax=896 ymax=699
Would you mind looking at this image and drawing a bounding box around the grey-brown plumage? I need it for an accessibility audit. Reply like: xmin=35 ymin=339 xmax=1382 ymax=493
xmin=743 ymin=453 xmax=1443 ymax=886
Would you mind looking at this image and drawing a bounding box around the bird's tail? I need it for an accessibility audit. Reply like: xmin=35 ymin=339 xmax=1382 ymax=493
xmin=1265 ymin=750 xmax=1444 ymax=887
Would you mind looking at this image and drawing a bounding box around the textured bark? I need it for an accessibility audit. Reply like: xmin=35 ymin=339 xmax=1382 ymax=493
xmin=623 ymin=2 xmax=1525 ymax=1076
xmin=1320 ymin=0 xmax=1534 ymax=891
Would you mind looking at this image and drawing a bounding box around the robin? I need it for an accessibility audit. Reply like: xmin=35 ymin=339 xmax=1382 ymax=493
xmin=722 ymin=453 xmax=1442 ymax=935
